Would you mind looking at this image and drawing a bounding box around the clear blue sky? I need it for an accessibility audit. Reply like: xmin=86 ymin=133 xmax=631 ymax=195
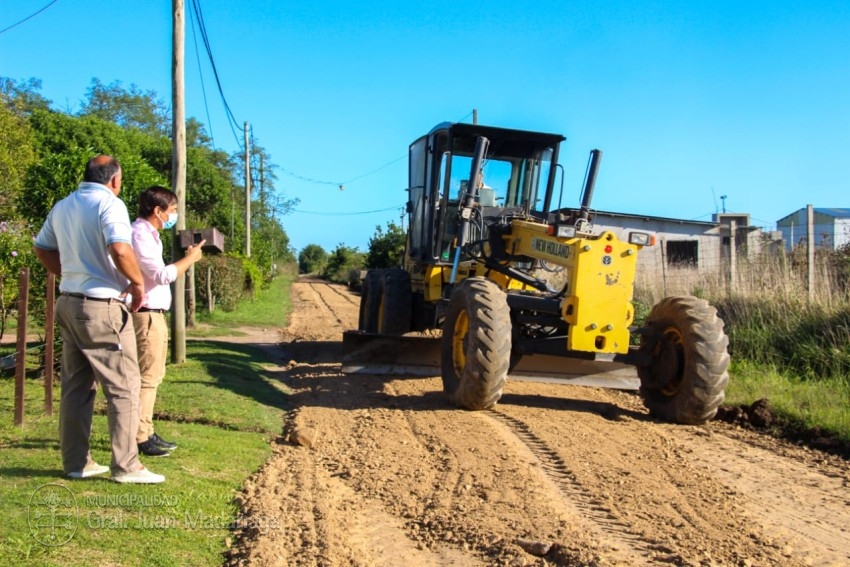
xmin=2 ymin=0 xmax=848 ymax=254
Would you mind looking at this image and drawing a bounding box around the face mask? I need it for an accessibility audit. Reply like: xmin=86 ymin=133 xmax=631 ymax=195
xmin=160 ymin=211 xmax=178 ymax=230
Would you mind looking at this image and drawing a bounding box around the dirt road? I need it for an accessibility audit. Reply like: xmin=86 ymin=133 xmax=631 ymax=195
xmin=226 ymin=278 xmax=850 ymax=566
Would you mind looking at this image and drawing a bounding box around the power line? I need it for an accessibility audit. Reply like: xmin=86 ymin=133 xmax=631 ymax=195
xmin=0 ymin=0 xmax=60 ymax=35
xmin=190 ymin=0 xmax=241 ymax=147
xmin=279 ymin=109 xmax=473 ymax=188
xmin=280 ymin=154 xmax=407 ymax=189
xmin=292 ymin=204 xmax=404 ymax=216
xmin=188 ymin=0 xmax=215 ymax=149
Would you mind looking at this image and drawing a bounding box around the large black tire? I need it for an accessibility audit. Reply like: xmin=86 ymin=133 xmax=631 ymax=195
xmin=377 ymin=268 xmax=412 ymax=335
xmin=441 ymin=277 xmax=511 ymax=410
xmin=358 ymin=270 xmax=382 ymax=332
xmin=637 ymin=296 xmax=730 ymax=425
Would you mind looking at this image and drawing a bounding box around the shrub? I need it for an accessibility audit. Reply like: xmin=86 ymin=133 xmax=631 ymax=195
xmin=195 ymin=254 xmax=245 ymax=312
xmin=322 ymin=244 xmax=365 ymax=286
xmin=0 ymin=220 xmax=48 ymax=339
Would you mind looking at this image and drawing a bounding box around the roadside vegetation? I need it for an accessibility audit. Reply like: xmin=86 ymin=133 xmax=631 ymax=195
xmin=636 ymin=245 xmax=850 ymax=446
xmin=0 ymin=269 xmax=293 ymax=567
xmin=0 ymin=76 xmax=297 ymax=338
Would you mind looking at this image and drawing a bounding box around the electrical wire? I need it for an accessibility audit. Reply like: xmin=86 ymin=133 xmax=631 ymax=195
xmin=190 ymin=0 xmax=241 ymax=147
xmin=292 ymin=205 xmax=404 ymax=216
xmin=188 ymin=0 xmax=215 ymax=148
xmin=279 ymin=108 xmax=476 ymax=188
xmin=0 ymin=0 xmax=60 ymax=35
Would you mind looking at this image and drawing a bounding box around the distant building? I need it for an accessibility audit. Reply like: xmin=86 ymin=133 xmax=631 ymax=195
xmin=776 ymin=208 xmax=850 ymax=251
xmin=574 ymin=210 xmax=765 ymax=277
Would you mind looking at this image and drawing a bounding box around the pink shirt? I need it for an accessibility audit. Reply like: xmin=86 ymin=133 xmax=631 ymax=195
xmin=131 ymin=218 xmax=178 ymax=310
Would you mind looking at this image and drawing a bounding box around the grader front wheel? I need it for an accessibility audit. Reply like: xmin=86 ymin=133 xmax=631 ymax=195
xmin=440 ymin=278 xmax=511 ymax=410
xmin=637 ymin=296 xmax=730 ymax=425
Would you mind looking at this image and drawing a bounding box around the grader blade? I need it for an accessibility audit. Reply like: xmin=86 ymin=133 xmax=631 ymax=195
xmin=341 ymin=331 xmax=639 ymax=390
xmin=342 ymin=331 xmax=441 ymax=376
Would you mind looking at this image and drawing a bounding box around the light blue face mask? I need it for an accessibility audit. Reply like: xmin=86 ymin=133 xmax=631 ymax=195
xmin=160 ymin=212 xmax=178 ymax=230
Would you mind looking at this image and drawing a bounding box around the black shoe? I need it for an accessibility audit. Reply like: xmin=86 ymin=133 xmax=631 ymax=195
xmin=138 ymin=440 xmax=170 ymax=457
xmin=149 ymin=433 xmax=178 ymax=450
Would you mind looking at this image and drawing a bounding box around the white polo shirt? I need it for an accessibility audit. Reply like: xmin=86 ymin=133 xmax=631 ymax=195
xmin=35 ymin=182 xmax=133 ymax=298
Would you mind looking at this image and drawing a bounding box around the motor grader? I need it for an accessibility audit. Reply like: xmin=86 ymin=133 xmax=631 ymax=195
xmin=343 ymin=122 xmax=729 ymax=425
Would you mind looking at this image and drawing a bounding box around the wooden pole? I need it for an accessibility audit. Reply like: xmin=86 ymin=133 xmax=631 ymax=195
xmin=171 ymin=0 xmax=187 ymax=363
xmin=14 ymin=267 xmax=30 ymax=427
xmin=43 ymin=273 xmax=55 ymax=416
xmin=245 ymin=121 xmax=251 ymax=257
xmin=806 ymin=204 xmax=815 ymax=302
xmin=729 ymin=219 xmax=737 ymax=294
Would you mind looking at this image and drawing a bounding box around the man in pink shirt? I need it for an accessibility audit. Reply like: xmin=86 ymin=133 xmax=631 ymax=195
xmin=131 ymin=186 xmax=205 ymax=457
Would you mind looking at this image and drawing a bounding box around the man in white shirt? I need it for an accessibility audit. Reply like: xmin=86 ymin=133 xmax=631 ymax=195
xmin=34 ymin=155 xmax=165 ymax=483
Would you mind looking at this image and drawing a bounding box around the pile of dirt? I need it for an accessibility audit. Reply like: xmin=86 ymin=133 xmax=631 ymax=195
xmin=715 ymin=399 xmax=850 ymax=459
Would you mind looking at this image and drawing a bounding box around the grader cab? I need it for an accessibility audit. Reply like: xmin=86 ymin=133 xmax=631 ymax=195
xmin=344 ymin=122 xmax=729 ymax=425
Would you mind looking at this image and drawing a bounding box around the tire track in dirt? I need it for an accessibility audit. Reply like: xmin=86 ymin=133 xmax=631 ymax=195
xmin=676 ymin=425 xmax=850 ymax=566
xmin=227 ymin=278 xmax=847 ymax=567
xmin=484 ymin=409 xmax=652 ymax=563
xmin=319 ymin=280 xmax=361 ymax=307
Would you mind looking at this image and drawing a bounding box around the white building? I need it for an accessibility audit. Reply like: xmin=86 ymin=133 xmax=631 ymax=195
xmin=776 ymin=208 xmax=850 ymax=251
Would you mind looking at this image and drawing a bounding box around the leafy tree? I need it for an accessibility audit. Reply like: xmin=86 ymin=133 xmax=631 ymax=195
xmin=323 ymin=244 xmax=365 ymax=286
xmin=80 ymin=79 xmax=169 ymax=136
xmin=299 ymin=244 xmax=327 ymax=274
xmin=366 ymin=222 xmax=406 ymax=269
xmin=0 ymin=102 xmax=37 ymax=219
xmin=0 ymin=76 xmax=52 ymax=116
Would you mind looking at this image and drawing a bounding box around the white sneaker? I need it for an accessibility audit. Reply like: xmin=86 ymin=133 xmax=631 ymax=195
xmin=67 ymin=462 xmax=110 ymax=479
xmin=112 ymin=467 xmax=165 ymax=484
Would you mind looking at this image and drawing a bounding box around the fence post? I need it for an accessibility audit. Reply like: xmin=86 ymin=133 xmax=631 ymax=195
xmin=44 ymin=273 xmax=55 ymax=416
xmin=806 ymin=204 xmax=815 ymax=302
xmin=207 ymin=266 xmax=214 ymax=313
xmin=660 ymin=238 xmax=668 ymax=297
xmin=14 ymin=267 xmax=30 ymax=427
xmin=728 ymin=219 xmax=737 ymax=294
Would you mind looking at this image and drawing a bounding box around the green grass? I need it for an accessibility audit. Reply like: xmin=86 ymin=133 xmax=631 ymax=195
xmin=726 ymin=359 xmax=850 ymax=441
xmin=0 ymin=276 xmax=294 ymax=567
xmin=194 ymin=270 xmax=294 ymax=330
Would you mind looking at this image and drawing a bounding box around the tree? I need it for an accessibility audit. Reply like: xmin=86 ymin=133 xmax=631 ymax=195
xmin=0 ymin=102 xmax=37 ymax=219
xmin=299 ymin=244 xmax=327 ymax=274
xmin=80 ymin=79 xmax=169 ymax=136
xmin=323 ymin=244 xmax=365 ymax=286
xmin=0 ymin=76 xmax=52 ymax=117
xmin=366 ymin=222 xmax=406 ymax=269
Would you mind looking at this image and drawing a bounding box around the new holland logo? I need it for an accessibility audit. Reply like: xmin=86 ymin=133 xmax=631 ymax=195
xmin=532 ymin=238 xmax=570 ymax=259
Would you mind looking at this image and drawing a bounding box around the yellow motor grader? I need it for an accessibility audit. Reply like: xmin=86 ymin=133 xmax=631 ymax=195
xmin=343 ymin=122 xmax=729 ymax=425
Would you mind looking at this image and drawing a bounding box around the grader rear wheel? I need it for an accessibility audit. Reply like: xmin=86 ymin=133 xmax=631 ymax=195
xmin=358 ymin=270 xmax=382 ymax=333
xmin=440 ymin=278 xmax=511 ymax=410
xmin=637 ymin=295 xmax=730 ymax=425
xmin=376 ymin=269 xmax=412 ymax=335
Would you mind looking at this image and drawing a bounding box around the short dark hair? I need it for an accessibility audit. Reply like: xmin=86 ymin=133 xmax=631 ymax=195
xmin=138 ymin=186 xmax=178 ymax=218
xmin=83 ymin=155 xmax=121 ymax=185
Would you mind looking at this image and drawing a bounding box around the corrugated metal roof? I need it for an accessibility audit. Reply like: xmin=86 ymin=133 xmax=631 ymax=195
xmin=814 ymin=208 xmax=850 ymax=218
xmin=777 ymin=208 xmax=850 ymax=223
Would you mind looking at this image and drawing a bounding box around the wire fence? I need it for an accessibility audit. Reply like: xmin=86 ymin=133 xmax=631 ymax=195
xmin=635 ymin=234 xmax=849 ymax=308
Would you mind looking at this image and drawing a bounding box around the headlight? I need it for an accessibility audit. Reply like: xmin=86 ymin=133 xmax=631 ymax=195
xmin=556 ymin=225 xmax=576 ymax=239
xmin=628 ymin=231 xmax=652 ymax=246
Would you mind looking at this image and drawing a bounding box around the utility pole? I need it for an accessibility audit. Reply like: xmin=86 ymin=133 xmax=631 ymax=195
xmin=472 ymin=108 xmax=478 ymax=124
xmin=244 ymin=121 xmax=251 ymax=257
xmin=170 ymin=0 xmax=187 ymax=363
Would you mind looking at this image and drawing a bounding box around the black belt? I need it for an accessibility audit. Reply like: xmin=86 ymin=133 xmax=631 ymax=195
xmin=137 ymin=308 xmax=166 ymax=313
xmin=60 ymin=292 xmax=115 ymax=302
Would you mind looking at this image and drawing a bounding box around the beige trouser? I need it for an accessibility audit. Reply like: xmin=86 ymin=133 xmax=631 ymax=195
xmin=56 ymin=295 xmax=143 ymax=475
xmin=131 ymin=311 xmax=169 ymax=443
